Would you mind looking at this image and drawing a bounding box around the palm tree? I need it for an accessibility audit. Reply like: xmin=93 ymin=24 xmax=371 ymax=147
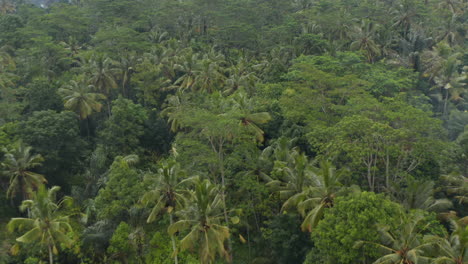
xmin=192 ymin=52 xmax=226 ymax=93
xmin=141 ymin=160 xmax=192 ymax=264
xmin=261 ymin=137 xmax=298 ymax=165
xmin=59 ymin=80 xmax=106 ymax=120
xmin=230 ymin=92 xmax=271 ymax=142
xmin=422 ymin=43 xmax=464 ymax=115
xmin=391 ymin=1 xmax=419 ymax=39
xmin=224 ymin=57 xmax=258 ymax=95
xmin=441 ymin=173 xmax=468 ymax=204
xmin=2 ymin=142 xmax=46 ymax=201
xmin=0 ymin=45 xmax=17 ymax=91
xmin=173 ymin=51 xmax=199 ymax=92
xmin=425 ymin=216 xmax=467 ymax=264
xmin=296 ymin=161 xmax=351 ymax=232
xmin=115 ymin=53 xmax=137 ymax=98
xmin=392 ymin=179 xmax=453 ymax=212
xmin=7 ymin=185 xmax=75 ymax=264
xmin=80 ymin=55 xmax=118 ymax=115
xmin=350 ymin=19 xmax=381 ymax=63
xmin=431 ymin=53 xmax=463 ymax=116
xmin=59 ymin=36 xmax=84 ymax=58
xmin=265 ymin=150 xmax=315 ymax=212
xmin=161 ymin=94 xmax=185 ymax=132
xmin=168 ymin=178 xmax=233 ymax=264
xmin=355 ymin=211 xmax=436 ymax=264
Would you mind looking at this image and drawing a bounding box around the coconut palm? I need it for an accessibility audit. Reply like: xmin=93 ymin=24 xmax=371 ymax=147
xmin=115 ymin=53 xmax=137 ymax=98
xmin=191 ymin=50 xmax=226 ymax=93
xmin=391 ymin=1 xmax=419 ymax=39
xmin=355 ymin=211 xmax=436 ymax=264
xmin=0 ymin=45 xmax=17 ymax=91
xmin=192 ymin=58 xmax=226 ymax=93
xmin=7 ymin=185 xmax=75 ymax=264
xmin=59 ymin=36 xmax=84 ymax=58
xmin=79 ymin=55 xmax=118 ymax=115
xmin=266 ymin=150 xmax=315 ymax=212
xmin=82 ymin=55 xmax=118 ymax=96
xmin=59 ymin=80 xmax=106 ymax=120
xmin=173 ymin=51 xmax=199 ymax=92
xmin=432 ymin=54 xmax=464 ymax=115
xmin=426 ymin=216 xmax=468 ymax=264
xmin=161 ymin=93 xmax=185 ymax=132
xmin=393 ymin=179 xmax=453 ymax=212
xmin=168 ymin=178 xmax=233 ymax=264
xmin=350 ymin=19 xmax=381 ymax=63
xmin=141 ymin=160 xmax=193 ymax=264
xmin=296 ymin=161 xmax=352 ymax=232
xmin=224 ymin=57 xmax=258 ymax=95
xmin=261 ymin=137 xmax=298 ymax=165
xmin=422 ymin=43 xmax=464 ymax=115
xmin=229 ymin=92 xmax=271 ymax=142
xmin=2 ymin=142 xmax=46 ymax=201
xmin=441 ymin=173 xmax=468 ymax=204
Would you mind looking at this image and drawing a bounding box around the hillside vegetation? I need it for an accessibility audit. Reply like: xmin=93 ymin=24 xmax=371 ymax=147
xmin=0 ymin=0 xmax=467 ymax=263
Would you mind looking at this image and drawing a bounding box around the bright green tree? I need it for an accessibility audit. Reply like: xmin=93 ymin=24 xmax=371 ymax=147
xmin=59 ymin=80 xmax=106 ymax=120
xmin=94 ymin=155 xmax=143 ymax=221
xmin=2 ymin=141 xmax=46 ymax=200
xmin=355 ymin=211 xmax=443 ymax=264
xmin=98 ymin=97 xmax=148 ymax=158
xmin=310 ymin=192 xmax=402 ymax=264
xmin=141 ymin=160 xmax=192 ymax=264
xmin=168 ymin=178 xmax=234 ymax=264
xmin=7 ymin=185 xmax=75 ymax=264
xmin=426 ymin=216 xmax=468 ymax=264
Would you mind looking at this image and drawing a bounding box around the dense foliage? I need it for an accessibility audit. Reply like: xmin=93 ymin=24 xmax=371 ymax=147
xmin=0 ymin=0 xmax=467 ymax=263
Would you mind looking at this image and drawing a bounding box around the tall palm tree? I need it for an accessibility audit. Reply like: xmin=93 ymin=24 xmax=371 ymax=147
xmin=224 ymin=57 xmax=258 ymax=95
xmin=192 ymin=52 xmax=226 ymax=93
xmin=7 ymin=185 xmax=75 ymax=264
xmin=441 ymin=173 xmax=468 ymax=204
xmin=141 ymin=160 xmax=192 ymax=264
xmin=80 ymin=55 xmax=118 ymax=115
xmin=59 ymin=80 xmax=106 ymax=120
xmin=429 ymin=52 xmax=464 ymax=115
xmin=296 ymin=161 xmax=352 ymax=232
xmin=0 ymin=45 xmax=17 ymax=91
xmin=2 ymin=142 xmax=46 ymax=201
xmin=161 ymin=93 xmax=185 ymax=132
xmin=229 ymin=92 xmax=271 ymax=142
xmin=355 ymin=211 xmax=436 ymax=264
xmin=426 ymin=216 xmax=468 ymax=264
xmin=261 ymin=137 xmax=298 ymax=165
xmin=266 ymin=150 xmax=315 ymax=212
xmin=168 ymin=178 xmax=233 ymax=264
xmin=173 ymin=51 xmax=199 ymax=92
xmin=115 ymin=53 xmax=137 ymax=98
xmin=393 ymin=180 xmax=452 ymax=212
xmin=422 ymin=44 xmax=464 ymax=115
xmin=350 ymin=19 xmax=381 ymax=63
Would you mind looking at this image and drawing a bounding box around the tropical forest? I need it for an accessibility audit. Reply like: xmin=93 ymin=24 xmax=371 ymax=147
xmin=0 ymin=0 xmax=467 ymax=263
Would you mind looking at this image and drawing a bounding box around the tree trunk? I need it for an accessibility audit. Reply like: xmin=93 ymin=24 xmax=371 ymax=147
xmin=169 ymin=214 xmax=179 ymax=264
xmin=216 ymin=139 xmax=232 ymax=260
xmin=443 ymin=87 xmax=449 ymax=116
xmin=385 ymin=152 xmax=390 ymax=190
xmin=219 ymin=153 xmax=233 ymax=259
xmin=86 ymin=117 xmax=91 ymax=139
xmin=48 ymin=244 xmax=53 ymax=264
xmin=107 ymin=100 xmax=112 ymax=118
